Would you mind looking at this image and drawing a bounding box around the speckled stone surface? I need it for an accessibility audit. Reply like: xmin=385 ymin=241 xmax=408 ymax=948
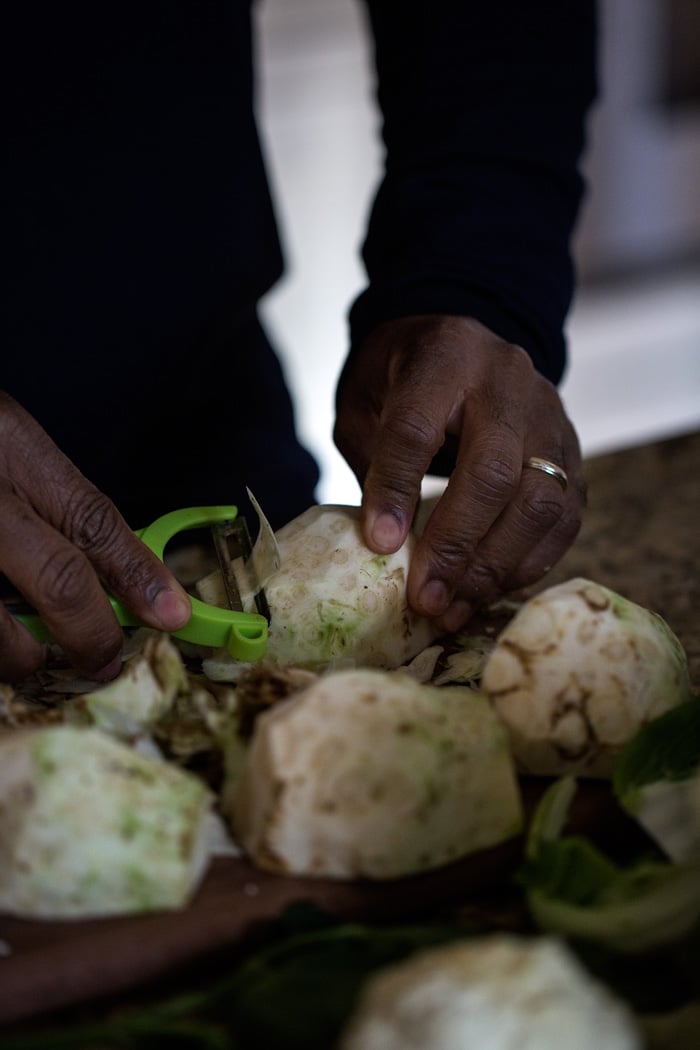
xmin=534 ymin=428 xmax=700 ymax=689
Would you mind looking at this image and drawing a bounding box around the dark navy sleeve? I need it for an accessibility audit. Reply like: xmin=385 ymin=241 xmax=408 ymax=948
xmin=350 ymin=0 xmax=598 ymax=383
xmin=1 ymin=2 xmax=320 ymax=527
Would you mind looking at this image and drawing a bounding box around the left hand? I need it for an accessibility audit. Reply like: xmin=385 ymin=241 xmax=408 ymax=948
xmin=334 ymin=314 xmax=586 ymax=633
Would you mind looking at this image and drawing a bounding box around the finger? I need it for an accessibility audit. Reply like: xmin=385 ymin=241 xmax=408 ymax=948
xmin=360 ymin=370 xmax=462 ymax=556
xmin=504 ymin=457 xmax=587 ymax=590
xmin=57 ymin=485 xmax=192 ymax=632
xmin=0 ymin=604 xmax=48 ymax=681
xmin=437 ymin=464 xmax=572 ymax=632
xmin=436 ymin=437 xmax=585 ymax=632
xmin=7 ymin=419 xmax=191 ymax=632
xmin=0 ymin=492 xmax=128 ymax=677
xmin=501 ymin=422 xmax=585 ymax=589
xmin=408 ymin=390 xmax=528 ymax=619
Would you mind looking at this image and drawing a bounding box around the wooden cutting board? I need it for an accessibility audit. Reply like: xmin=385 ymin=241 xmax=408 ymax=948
xmin=0 ymin=780 xmax=643 ymax=1025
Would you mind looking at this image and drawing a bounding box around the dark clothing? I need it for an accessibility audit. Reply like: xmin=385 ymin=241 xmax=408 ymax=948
xmin=2 ymin=1 xmax=596 ymax=527
xmin=352 ymin=1 xmax=597 ymax=382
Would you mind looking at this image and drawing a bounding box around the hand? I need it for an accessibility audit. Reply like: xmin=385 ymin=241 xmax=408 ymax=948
xmin=334 ymin=315 xmax=586 ymax=633
xmin=0 ymin=393 xmax=191 ymax=681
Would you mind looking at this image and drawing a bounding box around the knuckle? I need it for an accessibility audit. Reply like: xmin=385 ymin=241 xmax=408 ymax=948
xmin=425 ymin=532 xmax=475 ymax=578
xmin=113 ymin=551 xmax=160 ymax=598
xmin=492 ymin=341 xmax=535 ymax=387
xmin=367 ymin=458 xmax=420 ymax=505
xmin=467 ymin=456 xmax=519 ymax=504
xmin=64 ymin=490 xmax=122 ymax=555
xmin=505 ymin=339 xmax=535 ymax=368
xmin=462 ymin=560 xmax=505 ymax=602
xmin=519 ymin=492 xmax=566 ymax=531
xmin=381 ymin=408 xmax=443 ymax=458
xmin=35 ymin=546 xmax=94 ymax=614
xmin=490 ymin=406 xmax=521 ymax=440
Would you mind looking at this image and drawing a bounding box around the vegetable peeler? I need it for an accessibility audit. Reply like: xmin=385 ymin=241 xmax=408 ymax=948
xmin=14 ymin=506 xmax=269 ymax=662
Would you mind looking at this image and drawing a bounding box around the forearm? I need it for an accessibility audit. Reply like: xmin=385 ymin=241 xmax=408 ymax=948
xmin=352 ymin=0 xmax=598 ymax=382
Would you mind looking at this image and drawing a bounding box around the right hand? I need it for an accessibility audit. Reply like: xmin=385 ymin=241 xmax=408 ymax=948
xmin=0 ymin=392 xmax=192 ymax=682
xmin=335 ymin=316 xmax=585 ymax=633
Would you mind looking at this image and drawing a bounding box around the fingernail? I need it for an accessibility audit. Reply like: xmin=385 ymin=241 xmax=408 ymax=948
xmin=367 ymin=512 xmax=405 ymax=554
xmin=418 ymin=579 xmax=450 ymax=616
xmin=92 ymin=653 xmax=123 ymax=682
xmin=153 ymin=588 xmax=191 ymax=629
xmin=442 ymin=600 xmax=472 ymax=634
xmin=370 ymin=512 xmax=404 ymax=552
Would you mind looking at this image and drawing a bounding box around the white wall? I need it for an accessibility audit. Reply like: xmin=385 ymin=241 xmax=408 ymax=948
xmin=255 ymin=0 xmax=378 ymax=504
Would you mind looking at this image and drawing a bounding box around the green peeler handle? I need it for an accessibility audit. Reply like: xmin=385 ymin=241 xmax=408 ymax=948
xmin=15 ymin=506 xmax=268 ymax=663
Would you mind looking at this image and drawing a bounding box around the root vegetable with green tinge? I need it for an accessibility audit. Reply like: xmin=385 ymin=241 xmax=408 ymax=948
xmin=200 ymin=505 xmax=440 ymax=677
xmin=0 ymin=726 xmax=212 ymax=918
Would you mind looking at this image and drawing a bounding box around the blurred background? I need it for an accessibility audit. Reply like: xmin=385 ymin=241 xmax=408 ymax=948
xmin=253 ymin=0 xmax=700 ymax=504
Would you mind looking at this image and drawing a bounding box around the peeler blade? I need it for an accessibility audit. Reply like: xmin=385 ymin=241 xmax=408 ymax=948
xmin=211 ymin=517 xmax=271 ymax=624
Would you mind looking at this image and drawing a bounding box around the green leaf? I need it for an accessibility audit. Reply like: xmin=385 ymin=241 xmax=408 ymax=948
xmin=223 ymin=920 xmax=464 ymax=1049
xmin=521 ymin=778 xmax=700 ymax=954
xmin=613 ymin=697 xmax=700 ymax=808
xmin=519 ymin=836 xmax=620 ymax=906
xmin=612 ymin=697 xmax=700 ymax=862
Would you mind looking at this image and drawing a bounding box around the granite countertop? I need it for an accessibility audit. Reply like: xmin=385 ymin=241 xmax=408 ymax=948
xmin=535 ymin=427 xmax=700 ymax=688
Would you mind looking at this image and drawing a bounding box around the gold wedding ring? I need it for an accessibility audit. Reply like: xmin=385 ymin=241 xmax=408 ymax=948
xmin=523 ymin=456 xmax=568 ymax=491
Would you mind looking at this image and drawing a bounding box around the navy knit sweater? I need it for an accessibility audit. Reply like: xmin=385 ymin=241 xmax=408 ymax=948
xmin=2 ymin=1 xmax=596 ymax=527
